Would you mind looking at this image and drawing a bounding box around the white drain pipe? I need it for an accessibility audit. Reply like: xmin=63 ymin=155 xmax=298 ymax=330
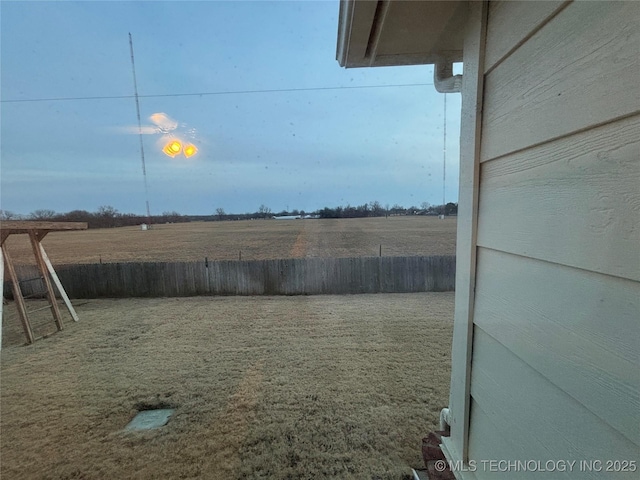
xmin=439 ymin=407 xmax=452 ymax=431
xmin=434 ymin=59 xmax=462 ymax=93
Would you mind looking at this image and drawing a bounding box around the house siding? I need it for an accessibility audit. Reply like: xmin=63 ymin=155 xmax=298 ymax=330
xmin=466 ymin=1 xmax=640 ymax=478
xmin=469 ymin=330 xmax=638 ymax=479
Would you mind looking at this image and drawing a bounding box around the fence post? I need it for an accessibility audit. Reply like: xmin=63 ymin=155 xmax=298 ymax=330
xmin=205 ymin=257 xmax=210 ymax=294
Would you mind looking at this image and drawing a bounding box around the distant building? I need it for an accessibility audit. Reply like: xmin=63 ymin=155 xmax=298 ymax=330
xmin=273 ymin=215 xmax=318 ymax=220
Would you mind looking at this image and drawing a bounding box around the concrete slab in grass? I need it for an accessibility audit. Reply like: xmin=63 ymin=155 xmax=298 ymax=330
xmin=125 ymin=409 xmax=175 ymax=431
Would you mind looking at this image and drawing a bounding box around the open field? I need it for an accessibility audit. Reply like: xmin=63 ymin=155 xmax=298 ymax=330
xmin=1 ymin=293 xmax=454 ymax=479
xmin=4 ymin=216 xmax=456 ymax=265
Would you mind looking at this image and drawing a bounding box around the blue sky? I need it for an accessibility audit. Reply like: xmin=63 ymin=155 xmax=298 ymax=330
xmin=1 ymin=0 xmax=461 ymax=216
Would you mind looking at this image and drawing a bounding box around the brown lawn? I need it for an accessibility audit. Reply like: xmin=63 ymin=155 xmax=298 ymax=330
xmin=1 ymin=293 xmax=454 ymax=480
xmin=3 ymin=216 xmax=456 ymax=265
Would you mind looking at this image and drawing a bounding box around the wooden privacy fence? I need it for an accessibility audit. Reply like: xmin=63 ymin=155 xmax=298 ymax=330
xmin=4 ymin=256 xmax=455 ymax=299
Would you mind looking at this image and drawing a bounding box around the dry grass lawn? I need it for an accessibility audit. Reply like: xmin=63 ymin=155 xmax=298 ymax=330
xmin=1 ymin=293 xmax=453 ymax=479
xmin=4 ymin=216 xmax=456 ymax=265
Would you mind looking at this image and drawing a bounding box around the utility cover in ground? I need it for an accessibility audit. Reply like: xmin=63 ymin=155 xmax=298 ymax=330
xmin=125 ymin=409 xmax=174 ymax=431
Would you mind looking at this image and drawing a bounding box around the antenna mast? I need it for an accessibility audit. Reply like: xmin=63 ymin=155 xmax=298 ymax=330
xmin=129 ymin=33 xmax=152 ymax=225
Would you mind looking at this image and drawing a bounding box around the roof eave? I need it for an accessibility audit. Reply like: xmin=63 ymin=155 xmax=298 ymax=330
xmin=336 ymin=0 xmax=466 ymax=69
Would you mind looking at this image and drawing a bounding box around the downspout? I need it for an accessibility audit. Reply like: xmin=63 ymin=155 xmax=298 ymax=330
xmin=440 ymin=407 xmax=452 ymax=431
xmin=436 ymin=56 xmax=458 ymax=433
xmin=434 ymin=58 xmax=462 ymax=93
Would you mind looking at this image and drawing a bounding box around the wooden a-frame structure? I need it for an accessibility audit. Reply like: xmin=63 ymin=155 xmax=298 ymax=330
xmin=1 ymin=221 xmax=87 ymax=348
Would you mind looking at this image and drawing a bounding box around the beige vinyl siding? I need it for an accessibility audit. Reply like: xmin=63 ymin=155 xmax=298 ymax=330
xmin=465 ymin=0 xmax=640 ymax=476
xmin=480 ymin=0 xmax=639 ymax=162
xmin=469 ymin=329 xmax=639 ymax=480
xmin=473 ymin=248 xmax=639 ymax=445
xmin=483 ymin=0 xmax=569 ymax=74
xmin=477 ymin=115 xmax=640 ymax=282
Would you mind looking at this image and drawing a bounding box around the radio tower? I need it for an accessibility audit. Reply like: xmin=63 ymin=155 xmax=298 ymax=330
xmin=129 ymin=33 xmax=152 ymax=225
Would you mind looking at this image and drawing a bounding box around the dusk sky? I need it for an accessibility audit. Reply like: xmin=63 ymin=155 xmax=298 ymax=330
xmin=1 ymin=0 xmax=461 ymax=216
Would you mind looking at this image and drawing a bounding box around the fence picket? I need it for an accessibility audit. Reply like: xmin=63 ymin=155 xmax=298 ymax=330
xmin=4 ymin=256 xmax=455 ymax=298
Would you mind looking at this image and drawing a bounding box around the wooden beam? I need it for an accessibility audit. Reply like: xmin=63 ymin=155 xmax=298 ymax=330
xmin=1 ymin=245 xmax=34 ymax=344
xmin=0 ymin=221 xmax=87 ymax=234
xmin=38 ymin=243 xmax=79 ymax=322
xmin=28 ymin=232 xmax=64 ymax=331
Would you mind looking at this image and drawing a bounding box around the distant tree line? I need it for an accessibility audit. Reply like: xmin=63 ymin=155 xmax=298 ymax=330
xmin=317 ymin=201 xmax=458 ymax=219
xmin=0 ymin=201 xmax=457 ymax=229
xmin=0 ymin=207 xmax=189 ymax=229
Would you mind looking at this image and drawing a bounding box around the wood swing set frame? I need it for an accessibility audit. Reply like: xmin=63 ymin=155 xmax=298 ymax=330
xmin=1 ymin=221 xmax=87 ymax=348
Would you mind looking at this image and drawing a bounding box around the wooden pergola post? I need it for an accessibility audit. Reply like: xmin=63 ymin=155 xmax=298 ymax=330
xmin=39 ymin=243 xmax=80 ymax=322
xmin=28 ymin=231 xmax=64 ymax=331
xmin=1 ymin=221 xmax=87 ymax=347
xmin=1 ymin=244 xmax=34 ymax=345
